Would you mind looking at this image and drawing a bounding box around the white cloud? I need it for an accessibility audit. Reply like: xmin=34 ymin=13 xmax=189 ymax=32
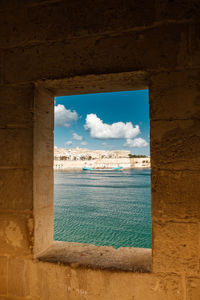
xmin=55 ymin=104 xmax=78 ymax=127
xmin=72 ymin=133 xmax=83 ymax=141
xmin=84 ymin=114 xmax=140 ymax=139
xmin=124 ymin=138 xmax=148 ymax=148
xmin=65 ymin=141 xmax=72 ymax=146
xmin=81 ymin=141 xmax=87 ymax=146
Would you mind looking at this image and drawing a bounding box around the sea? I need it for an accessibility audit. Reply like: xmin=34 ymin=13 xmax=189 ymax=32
xmin=54 ymin=168 xmax=151 ymax=249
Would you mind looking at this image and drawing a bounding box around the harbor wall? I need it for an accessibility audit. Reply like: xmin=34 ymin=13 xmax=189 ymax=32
xmin=54 ymin=157 xmax=150 ymax=170
xmin=54 ymin=157 xmax=151 ymax=170
xmin=54 ymin=158 xmax=130 ymax=169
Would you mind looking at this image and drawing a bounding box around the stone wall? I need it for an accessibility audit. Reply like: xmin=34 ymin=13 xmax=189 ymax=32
xmin=0 ymin=1 xmax=200 ymax=299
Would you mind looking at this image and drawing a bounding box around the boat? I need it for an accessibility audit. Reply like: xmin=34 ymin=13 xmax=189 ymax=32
xmin=82 ymin=166 xmax=93 ymax=170
xmin=83 ymin=166 xmax=123 ymax=171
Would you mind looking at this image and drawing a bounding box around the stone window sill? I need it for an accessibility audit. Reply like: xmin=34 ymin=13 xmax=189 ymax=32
xmin=37 ymin=241 xmax=152 ymax=272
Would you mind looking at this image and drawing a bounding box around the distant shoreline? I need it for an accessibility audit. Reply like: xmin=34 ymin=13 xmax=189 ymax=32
xmin=54 ymin=147 xmax=150 ymax=170
xmin=54 ymin=158 xmax=151 ymax=170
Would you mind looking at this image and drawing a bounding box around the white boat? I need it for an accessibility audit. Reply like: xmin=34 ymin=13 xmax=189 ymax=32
xmin=83 ymin=166 xmax=123 ymax=171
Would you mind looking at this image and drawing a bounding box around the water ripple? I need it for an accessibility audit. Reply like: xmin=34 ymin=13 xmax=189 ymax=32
xmin=54 ymin=169 xmax=151 ymax=248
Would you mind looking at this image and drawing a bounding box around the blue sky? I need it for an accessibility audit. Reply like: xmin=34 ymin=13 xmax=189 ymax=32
xmin=54 ymin=90 xmax=150 ymax=155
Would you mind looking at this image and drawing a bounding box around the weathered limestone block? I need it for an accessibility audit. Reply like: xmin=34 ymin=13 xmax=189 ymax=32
xmin=151 ymin=169 xmax=200 ymax=222
xmin=38 ymin=241 xmax=151 ymax=272
xmin=151 ymin=119 xmax=200 ymax=170
xmin=30 ymin=262 xmax=184 ymax=300
xmin=34 ymin=167 xmax=53 ymax=211
xmin=30 ymin=261 xmax=67 ymax=300
xmin=0 ymin=0 xmax=155 ymax=49
xmin=37 ymin=71 xmax=148 ymax=96
xmin=0 ymin=85 xmax=34 ymax=129
xmin=150 ymin=70 xmax=200 ymax=120
xmin=0 ymin=168 xmax=33 ymax=210
xmin=0 ymin=296 xmax=35 ymax=300
xmin=155 ymin=0 xmax=200 ymax=21
xmin=0 ymin=297 xmax=22 ymax=300
xmin=0 ymin=212 xmax=33 ymax=256
xmin=0 ymin=0 xmax=48 ymax=10
xmin=33 ymin=88 xmax=54 ymax=255
xmin=0 ymin=297 xmax=25 ymax=300
xmin=33 ymin=129 xmax=53 ymax=167
xmin=186 ymin=276 xmax=200 ymax=300
xmin=34 ymin=88 xmax=54 ymax=131
xmin=8 ymin=258 xmax=30 ymax=297
xmin=34 ymin=88 xmax=54 ymax=167
xmin=0 ymin=129 xmax=32 ymax=167
xmin=134 ymin=273 xmax=183 ymax=300
xmin=4 ymin=24 xmax=186 ymax=84
xmin=0 ymin=256 xmax=7 ymax=295
xmin=152 ymin=221 xmax=199 ymax=274
xmin=199 ymin=222 xmax=200 ymax=273
xmin=0 ymin=51 xmax=2 ymax=85
xmin=98 ymin=272 xmax=183 ymax=300
xmin=34 ymin=207 xmax=53 ymax=256
xmin=184 ymin=23 xmax=200 ymax=69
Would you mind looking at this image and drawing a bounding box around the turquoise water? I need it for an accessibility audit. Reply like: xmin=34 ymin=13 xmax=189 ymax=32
xmin=54 ymin=169 xmax=151 ymax=248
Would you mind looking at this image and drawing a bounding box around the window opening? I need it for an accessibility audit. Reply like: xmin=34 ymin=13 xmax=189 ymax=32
xmin=54 ymin=90 xmax=151 ymax=248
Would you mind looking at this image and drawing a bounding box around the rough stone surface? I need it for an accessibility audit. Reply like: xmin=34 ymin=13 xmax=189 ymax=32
xmin=0 ymin=0 xmax=155 ymax=49
xmin=0 ymin=256 xmax=7 ymax=295
xmin=0 ymin=128 xmax=33 ymax=168
xmin=150 ymin=70 xmax=200 ymax=121
xmin=151 ymin=119 xmax=200 ymax=171
xmin=0 ymin=212 xmax=33 ymax=256
xmin=155 ymin=0 xmax=200 ymax=21
xmin=186 ymin=277 xmax=200 ymax=300
xmin=151 ymin=170 xmax=200 ymax=222
xmin=8 ymin=258 xmax=30 ymax=297
xmin=184 ymin=23 xmax=200 ymax=69
xmin=4 ymin=24 xmax=187 ymax=84
xmin=30 ymin=260 xmax=184 ymax=300
xmin=152 ymin=221 xmax=199 ymax=274
xmin=38 ymin=241 xmax=152 ymax=272
xmin=37 ymin=71 xmax=148 ymax=96
xmin=0 ymin=168 xmax=33 ymax=210
xmin=33 ymin=207 xmax=54 ymax=255
xmin=0 ymin=85 xmax=34 ymax=129
xmin=34 ymin=167 xmax=53 ymax=211
xmin=33 ymin=88 xmax=54 ymax=255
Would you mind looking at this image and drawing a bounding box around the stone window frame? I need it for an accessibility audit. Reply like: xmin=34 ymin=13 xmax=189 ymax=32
xmin=33 ymin=71 xmax=152 ymax=272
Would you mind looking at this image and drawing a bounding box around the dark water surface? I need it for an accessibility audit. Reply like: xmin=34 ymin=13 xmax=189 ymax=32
xmin=54 ymin=169 xmax=151 ymax=248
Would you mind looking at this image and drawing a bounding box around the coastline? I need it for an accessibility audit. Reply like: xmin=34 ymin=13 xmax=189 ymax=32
xmin=54 ymin=157 xmax=150 ymax=170
xmin=54 ymin=147 xmax=150 ymax=170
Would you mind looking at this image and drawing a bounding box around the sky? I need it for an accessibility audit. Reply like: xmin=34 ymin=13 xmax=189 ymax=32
xmin=54 ymin=90 xmax=150 ymax=155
